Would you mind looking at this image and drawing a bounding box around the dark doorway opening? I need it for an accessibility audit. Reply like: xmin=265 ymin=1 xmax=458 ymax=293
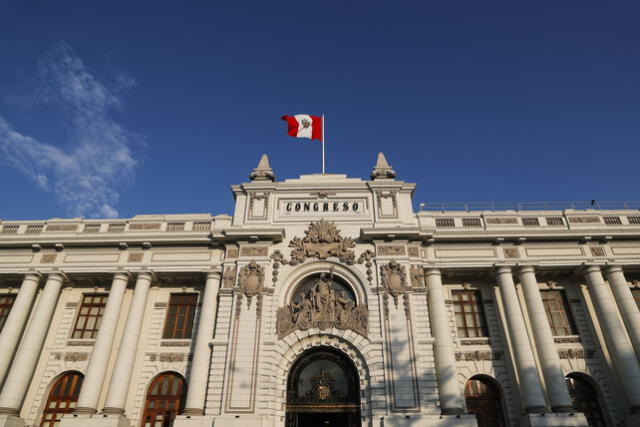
xmin=285 ymin=347 xmax=361 ymax=427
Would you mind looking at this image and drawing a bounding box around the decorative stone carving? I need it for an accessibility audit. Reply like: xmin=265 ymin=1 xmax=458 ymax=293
xmin=378 ymin=245 xmax=405 ymax=256
xmin=128 ymin=252 xmax=143 ymax=262
xmin=237 ymin=262 xmax=265 ymax=297
xmin=240 ymin=246 xmax=268 ymax=257
xmin=461 ymin=339 xmax=491 ymax=346
xmin=486 ymin=217 xmax=518 ymax=224
xmin=407 ymin=247 xmax=420 ymax=257
xmin=249 ymin=153 xmax=275 ymax=182
xmin=371 ymin=152 xmax=396 ymax=180
xmin=222 ymin=266 xmax=237 ymax=288
xmin=276 ymin=269 xmax=368 ymax=338
xmin=289 ymin=220 xmax=356 ymax=265
xmin=380 ymin=261 xmax=408 ymax=297
xmin=270 ymin=250 xmax=286 ymax=285
xmin=558 ymin=349 xmax=595 ymax=359
xmin=226 ymin=247 xmax=239 ymax=259
xmin=41 ymin=254 xmax=57 ymax=264
xmin=64 ymin=352 xmax=89 ymax=362
xmin=158 ymin=353 xmax=185 ymax=363
xmin=503 ymin=248 xmax=519 ymax=259
xmin=455 ymin=351 xmax=502 ymax=361
xmin=568 ymin=216 xmax=601 ymax=224
xmin=309 ymin=191 xmax=336 ymax=199
xmin=410 ymin=266 xmax=425 ymax=287
xmin=357 ymin=250 xmax=375 ymax=284
xmin=554 ymin=337 xmax=581 ymax=344
xmin=589 ymin=247 xmax=606 ymax=257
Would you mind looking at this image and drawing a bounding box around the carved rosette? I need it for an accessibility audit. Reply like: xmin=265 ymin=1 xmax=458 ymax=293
xmin=288 ymin=220 xmax=356 ymax=265
xmin=380 ymin=261 xmax=408 ymax=297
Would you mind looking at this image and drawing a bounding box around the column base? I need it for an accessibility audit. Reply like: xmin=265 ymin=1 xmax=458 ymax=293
xmin=59 ymin=413 xmax=131 ymax=427
xmin=521 ymin=412 xmax=589 ymax=427
xmin=0 ymin=415 xmax=24 ymax=427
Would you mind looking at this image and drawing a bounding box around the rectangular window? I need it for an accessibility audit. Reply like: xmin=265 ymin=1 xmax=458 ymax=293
xmin=632 ymin=289 xmax=640 ymax=310
xmin=0 ymin=294 xmax=16 ymax=332
xmin=163 ymin=294 xmax=198 ymax=339
xmin=541 ymin=290 xmax=577 ymax=336
xmin=72 ymin=294 xmax=108 ymax=339
xmin=452 ymin=291 xmax=488 ymax=338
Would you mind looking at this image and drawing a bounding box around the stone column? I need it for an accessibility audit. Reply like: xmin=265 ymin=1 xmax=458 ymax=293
xmin=102 ymin=271 xmax=153 ymax=415
xmin=425 ymin=268 xmax=465 ymax=414
xmin=0 ymin=272 xmax=64 ymax=415
xmin=73 ymin=272 xmax=130 ymax=414
xmin=182 ymin=269 xmax=222 ymax=415
xmin=0 ymin=273 xmax=41 ymax=383
xmin=583 ymin=265 xmax=640 ymax=411
xmin=494 ymin=266 xmax=546 ymax=412
xmin=605 ymin=266 xmax=640 ymax=360
xmin=518 ymin=267 xmax=574 ymax=412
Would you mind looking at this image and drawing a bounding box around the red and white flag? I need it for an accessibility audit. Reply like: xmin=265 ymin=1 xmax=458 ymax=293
xmin=281 ymin=114 xmax=323 ymax=141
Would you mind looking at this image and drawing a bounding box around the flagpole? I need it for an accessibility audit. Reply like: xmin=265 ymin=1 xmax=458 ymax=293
xmin=322 ymin=114 xmax=325 ymax=174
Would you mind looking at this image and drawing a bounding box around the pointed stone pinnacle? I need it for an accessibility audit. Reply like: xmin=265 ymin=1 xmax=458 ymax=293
xmin=249 ymin=153 xmax=275 ymax=182
xmin=371 ymin=152 xmax=396 ymax=180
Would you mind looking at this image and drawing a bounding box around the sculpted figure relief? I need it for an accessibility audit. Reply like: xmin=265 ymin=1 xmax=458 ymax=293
xmin=277 ymin=269 xmax=368 ymax=338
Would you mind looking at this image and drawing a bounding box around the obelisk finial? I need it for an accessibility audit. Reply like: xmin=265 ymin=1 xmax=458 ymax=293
xmin=249 ymin=154 xmax=275 ymax=182
xmin=371 ymin=152 xmax=396 ymax=180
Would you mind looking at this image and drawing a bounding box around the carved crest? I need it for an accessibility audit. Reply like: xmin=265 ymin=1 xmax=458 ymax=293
xmin=381 ymin=261 xmax=407 ymax=297
xmin=289 ymin=220 xmax=356 ymax=265
xmin=410 ymin=266 xmax=425 ymax=287
xmin=237 ymin=261 xmax=265 ymax=297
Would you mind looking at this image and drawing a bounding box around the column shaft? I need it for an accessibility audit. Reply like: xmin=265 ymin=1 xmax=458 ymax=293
xmin=183 ymin=269 xmax=222 ymax=415
xmin=495 ymin=266 xmax=546 ymax=412
xmin=518 ymin=267 xmax=573 ymax=412
xmin=0 ymin=273 xmax=41 ymax=383
xmin=425 ymin=268 xmax=465 ymax=414
xmin=584 ymin=266 xmax=640 ymax=410
xmin=0 ymin=273 xmax=64 ymax=414
xmin=74 ymin=272 xmax=129 ymax=414
xmin=102 ymin=272 xmax=153 ymax=414
xmin=605 ymin=267 xmax=640 ymax=360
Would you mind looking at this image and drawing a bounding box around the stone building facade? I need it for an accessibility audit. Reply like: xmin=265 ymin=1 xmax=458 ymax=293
xmin=0 ymin=153 xmax=639 ymax=427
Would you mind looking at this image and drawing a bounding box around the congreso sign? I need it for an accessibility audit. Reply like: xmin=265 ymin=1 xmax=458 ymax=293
xmin=1 ymin=153 xmax=640 ymax=427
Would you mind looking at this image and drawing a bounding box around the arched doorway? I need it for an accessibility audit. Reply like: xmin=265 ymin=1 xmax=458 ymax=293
xmin=140 ymin=372 xmax=187 ymax=427
xmin=286 ymin=347 xmax=361 ymax=427
xmin=464 ymin=375 xmax=506 ymax=427
xmin=40 ymin=371 xmax=84 ymax=427
xmin=565 ymin=373 xmax=606 ymax=427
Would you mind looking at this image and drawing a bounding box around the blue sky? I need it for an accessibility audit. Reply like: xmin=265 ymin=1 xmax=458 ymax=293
xmin=1 ymin=1 xmax=639 ymax=220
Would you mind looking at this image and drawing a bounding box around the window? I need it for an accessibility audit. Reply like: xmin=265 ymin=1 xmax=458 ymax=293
xmin=435 ymin=218 xmax=455 ymax=228
xmin=522 ymin=217 xmax=540 ymax=226
xmin=452 ymin=291 xmax=488 ymax=338
xmin=141 ymin=373 xmax=186 ymax=427
xmin=541 ymin=290 xmax=577 ymax=336
xmin=632 ymin=289 xmax=640 ymax=310
xmin=465 ymin=376 xmax=506 ymax=427
xmin=71 ymin=294 xmax=107 ymax=339
xmin=566 ymin=374 xmax=606 ymax=427
xmin=163 ymin=294 xmax=198 ymax=339
xmin=40 ymin=372 xmax=83 ymax=427
xmin=0 ymin=294 xmax=16 ymax=332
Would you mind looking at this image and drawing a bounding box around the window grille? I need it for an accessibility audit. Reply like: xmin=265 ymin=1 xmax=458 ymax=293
xmin=627 ymin=216 xmax=640 ymax=225
xmin=541 ymin=290 xmax=577 ymax=336
xmin=435 ymin=218 xmax=455 ymax=228
xmin=603 ymin=216 xmax=622 ymax=225
xmin=0 ymin=294 xmax=16 ymax=332
xmin=452 ymin=291 xmax=488 ymax=338
xmin=192 ymin=221 xmax=211 ymax=231
xmin=71 ymin=294 xmax=107 ymax=339
xmin=107 ymin=223 xmax=126 ymax=233
xmin=163 ymin=294 xmax=198 ymax=339
xmin=522 ymin=217 xmax=540 ymax=226
xmin=83 ymin=224 xmax=101 ymax=233
xmin=462 ymin=218 xmax=482 ymax=228
xmin=167 ymin=222 xmax=185 ymax=232
xmin=1 ymin=225 xmax=19 ymax=235
xmin=546 ymin=217 xmax=564 ymax=226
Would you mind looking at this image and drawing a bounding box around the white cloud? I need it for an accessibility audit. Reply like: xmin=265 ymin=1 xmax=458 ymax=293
xmin=0 ymin=42 xmax=138 ymax=218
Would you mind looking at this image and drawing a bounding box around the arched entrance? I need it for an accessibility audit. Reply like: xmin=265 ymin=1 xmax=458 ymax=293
xmin=286 ymin=347 xmax=361 ymax=427
xmin=565 ymin=373 xmax=606 ymax=427
xmin=464 ymin=375 xmax=506 ymax=427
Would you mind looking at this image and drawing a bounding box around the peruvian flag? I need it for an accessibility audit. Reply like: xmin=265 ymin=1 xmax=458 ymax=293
xmin=281 ymin=114 xmax=323 ymax=141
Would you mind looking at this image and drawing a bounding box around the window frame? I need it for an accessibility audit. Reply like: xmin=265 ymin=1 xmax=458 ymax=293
xmin=541 ymin=289 xmax=577 ymax=336
xmin=40 ymin=371 xmax=84 ymax=427
xmin=162 ymin=293 xmax=199 ymax=339
xmin=452 ymin=290 xmax=489 ymax=338
xmin=71 ymin=293 xmax=108 ymax=339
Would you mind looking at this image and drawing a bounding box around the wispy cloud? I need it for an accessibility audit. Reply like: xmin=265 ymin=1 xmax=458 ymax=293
xmin=0 ymin=42 xmax=137 ymax=218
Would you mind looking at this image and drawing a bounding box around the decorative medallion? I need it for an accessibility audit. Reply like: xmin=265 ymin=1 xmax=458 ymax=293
xmin=410 ymin=266 xmax=425 ymax=287
xmin=307 ymin=371 xmax=339 ymax=401
xmin=237 ymin=261 xmax=265 ymax=297
xmin=380 ymin=261 xmax=408 ymax=297
xmin=222 ymin=266 xmax=237 ymax=289
xmin=276 ymin=269 xmax=368 ymax=338
xmin=288 ymin=220 xmax=356 ymax=265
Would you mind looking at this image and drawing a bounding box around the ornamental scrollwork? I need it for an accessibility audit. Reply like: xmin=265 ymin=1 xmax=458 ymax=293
xmin=380 ymin=260 xmax=408 ymax=297
xmin=288 ymin=220 xmax=356 ymax=265
xmin=276 ymin=269 xmax=368 ymax=339
xmin=237 ymin=261 xmax=265 ymax=298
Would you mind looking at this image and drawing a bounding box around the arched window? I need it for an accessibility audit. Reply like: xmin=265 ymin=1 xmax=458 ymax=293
xmin=141 ymin=372 xmax=187 ymax=427
xmin=40 ymin=371 xmax=84 ymax=427
xmin=565 ymin=374 xmax=606 ymax=427
xmin=464 ymin=376 xmax=505 ymax=427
